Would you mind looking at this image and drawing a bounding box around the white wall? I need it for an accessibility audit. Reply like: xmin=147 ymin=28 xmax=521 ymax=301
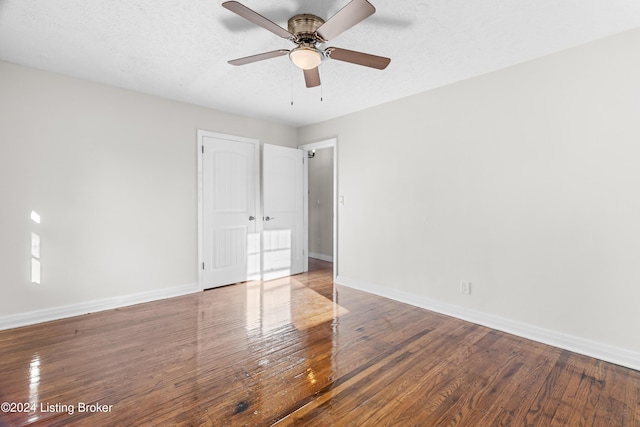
xmin=308 ymin=147 xmax=334 ymax=260
xmin=0 ymin=61 xmax=297 ymax=324
xmin=299 ymin=29 xmax=640 ymax=363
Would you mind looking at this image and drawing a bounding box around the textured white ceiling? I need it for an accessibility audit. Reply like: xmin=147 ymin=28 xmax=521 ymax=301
xmin=1 ymin=0 xmax=639 ymax=127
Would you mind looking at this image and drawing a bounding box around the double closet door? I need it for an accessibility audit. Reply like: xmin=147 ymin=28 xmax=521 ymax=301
xmin=200 ymin=131 xmax=305 ymax=288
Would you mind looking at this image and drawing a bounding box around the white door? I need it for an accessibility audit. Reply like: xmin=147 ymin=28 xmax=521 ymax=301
xmin=201 ymin=134 xmax=260 ymax=288
xmin=262 ymin=144 xmax=305 ymax=281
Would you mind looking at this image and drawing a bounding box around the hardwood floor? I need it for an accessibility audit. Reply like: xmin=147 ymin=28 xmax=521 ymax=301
xmin=1 ymin=258 xmax=638 ymax=426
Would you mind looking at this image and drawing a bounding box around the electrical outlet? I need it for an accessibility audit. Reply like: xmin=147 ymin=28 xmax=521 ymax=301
xmin=460 ymin=281 xmax=471 ymax=295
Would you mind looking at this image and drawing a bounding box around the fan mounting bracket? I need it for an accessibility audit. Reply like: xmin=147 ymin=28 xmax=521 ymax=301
xmin=288 ymin=14 xmax=326 ymax=44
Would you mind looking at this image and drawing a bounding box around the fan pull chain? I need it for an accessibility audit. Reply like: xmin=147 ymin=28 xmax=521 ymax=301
xmin=290 ymin=65 xmax=294 ymax=106
xmin=320 ymin=66 xmax=324 ymax=102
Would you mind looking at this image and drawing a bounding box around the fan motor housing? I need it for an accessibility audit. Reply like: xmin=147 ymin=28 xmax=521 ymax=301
xmin=288 ymin=14 xmax=325 ymax=42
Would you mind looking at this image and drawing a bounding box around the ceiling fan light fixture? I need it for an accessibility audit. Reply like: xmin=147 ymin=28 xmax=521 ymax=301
xmin=223 ymin=1 xmax=391 ymax=88
xmin=289 ymin=46 xmax=322 ymax=70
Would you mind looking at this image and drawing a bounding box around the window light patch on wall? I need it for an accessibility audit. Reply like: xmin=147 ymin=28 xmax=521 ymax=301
xmin=31 ymin=232 xmax=40 ymax=258
xmin=30 ymin=211 xmax=41 ymax=284
xmin=31 ymin=258 xmax=41 ymax=284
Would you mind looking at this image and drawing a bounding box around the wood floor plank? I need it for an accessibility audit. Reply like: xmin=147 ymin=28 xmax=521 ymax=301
xmin=1 ymin=258 xmax=639 ymax=426
xmin=591 ymin=362 xmax=635 ymax=427
xmin=464 ymin=336 xmax=560 ymax=426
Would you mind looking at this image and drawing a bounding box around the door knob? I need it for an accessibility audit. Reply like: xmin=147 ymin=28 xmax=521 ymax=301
xmin=264 ymin=216 xmax=275 ymax=221
xmin=249 ymin=216 xmax=255 ymax=221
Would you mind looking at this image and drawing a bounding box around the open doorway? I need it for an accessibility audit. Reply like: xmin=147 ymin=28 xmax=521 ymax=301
xmin=301 ymin=138 xmax=337 ymax=281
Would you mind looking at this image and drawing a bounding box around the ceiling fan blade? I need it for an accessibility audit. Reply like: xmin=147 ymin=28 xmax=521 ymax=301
xmin=222 ymin=1 xmax=294 ymax=39
xmin=316 ymin=0 xmax=375 ymax=41
xmin=228 ymin=50 xmax=290 ymax=66
xmin=303 ymin=67 xmax=321 ymax=88
xmin=326 ymin=47 xmax=390 ymax=69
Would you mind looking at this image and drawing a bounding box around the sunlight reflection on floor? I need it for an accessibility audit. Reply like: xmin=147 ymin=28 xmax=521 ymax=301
xmin=245 ymin=276 xmax=348 ymax=333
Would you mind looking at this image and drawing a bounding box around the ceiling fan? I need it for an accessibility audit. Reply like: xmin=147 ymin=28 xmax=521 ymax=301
xmin=222 ymin=0 xmax=391 ymax=88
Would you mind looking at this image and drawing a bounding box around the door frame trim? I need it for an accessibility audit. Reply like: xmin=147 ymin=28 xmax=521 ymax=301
xmin=299 ymin=138 xmax=338 ymax=281
xmin=197 ymin=130 xmax=260 ymax=290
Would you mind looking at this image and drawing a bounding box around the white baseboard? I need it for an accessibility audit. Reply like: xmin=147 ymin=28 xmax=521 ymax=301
xmin=0 ymin=282 xmax=200 ymax=331
xmin=309 ymin=252 xmax=333 ymax=262
xmin=336 ymin=275 xmax=640 ymax=372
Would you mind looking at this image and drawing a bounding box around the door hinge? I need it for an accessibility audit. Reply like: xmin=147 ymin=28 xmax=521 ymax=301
xmin=201 ymin=145 xmax=204 ymax=154
xmin=202 ymin=262 xmax=205 ymax=270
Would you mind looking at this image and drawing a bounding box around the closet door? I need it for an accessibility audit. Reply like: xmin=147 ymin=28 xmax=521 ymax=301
xmin=262 ymin=144 xmax=305 ymax=281
xmin=201 ymin=133 xmax=259 ymax=288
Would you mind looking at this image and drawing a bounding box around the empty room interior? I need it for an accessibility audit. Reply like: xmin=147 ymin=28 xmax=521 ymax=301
xmin=1 ymin=0 xmax=640 ymax=425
